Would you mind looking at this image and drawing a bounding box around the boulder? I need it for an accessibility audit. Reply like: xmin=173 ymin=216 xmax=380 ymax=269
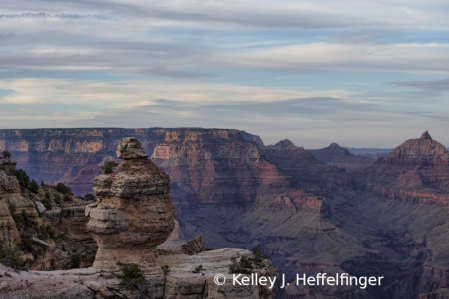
xmin=181 ymin=235 xmax=205 ymax=255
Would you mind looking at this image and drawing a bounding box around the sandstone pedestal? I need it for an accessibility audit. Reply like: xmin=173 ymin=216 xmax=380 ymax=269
xmin=86 ymin=137 xmax=175 ymax=268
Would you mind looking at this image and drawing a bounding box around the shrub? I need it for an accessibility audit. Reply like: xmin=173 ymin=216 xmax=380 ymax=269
xmin=0 ymin=244 xmax=22 ymax=270
xmin=13 ymin=210 xmax=31 ymax=227
xmin=116 ymin=261 xmax=145 ymax=290
xmin=45 ymin=191 xmax=50 ymax=199
xmin=101 ymin=161 xmax=119 ymax=174
xmin=193 ymin=265 xmax=203 ymax=273
xmin=161 ymin=265 xmax=170 ymax=275
xmin=252 ymin=245 xmax=266 ymax=266
xmin=41 ymin=180 xmax=45 ymax=187
xmin=54 ymin=194 xmax=61 ymax=204
xmin=1 ymin=150 xmax=11 ymax=159
xmin=42 ymin=198 xmax=52 ymax=210
xmin=33 ymin=202 xmax=42 ymax=217
xmin=70 ymin=255 xmax=81 ymax=269
xmin=84 ymin=193 xmax=96 ymax=201
xmin=55 ymin=183 xmax=71 ymax=195
xmin=63 ymin=194 xmax=71 ymax=202
xmin=8 ymin=204 xmax=16 ymax=216
xmin=229 ymin=256 xmax=252 ymax=274
xmin=28 ymin=179 xmax=39 ymax=194
xmin=8 ymin=169 xmax=30 ymax=190
xmin=38 ymin=225 xmax=55 ymax=240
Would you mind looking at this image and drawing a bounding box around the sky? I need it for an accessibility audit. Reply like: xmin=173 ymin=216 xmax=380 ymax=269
xmin=0 ymin=0 xmax=449 ymax=148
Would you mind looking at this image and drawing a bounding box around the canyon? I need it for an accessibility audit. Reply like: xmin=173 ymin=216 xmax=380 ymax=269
xmin=1 ymin=128 xmax=449 ymax=298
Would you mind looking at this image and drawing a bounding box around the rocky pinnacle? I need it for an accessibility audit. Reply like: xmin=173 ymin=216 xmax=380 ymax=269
xmin=86 ymin=137 xmax=175 ymax=268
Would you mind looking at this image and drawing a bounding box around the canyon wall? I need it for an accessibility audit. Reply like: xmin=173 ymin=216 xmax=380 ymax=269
xmin=307 ymin=142 xmax=375 ymax=172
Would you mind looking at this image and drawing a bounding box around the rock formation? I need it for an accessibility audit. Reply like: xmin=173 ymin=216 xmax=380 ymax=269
xmin=0 ymin=169 xmax=40 ymax=248
xmin=260 ymin=139 xmax=354 ymax=193
xmin=307 ymin=142 xmax=375 ymax=172
xmin=86 ymin=137 xmax=175 ymax=268
xmin=0 ymin=158 xmax=17 ymax=170
xmin=181 ymin=235 xmax=205 ymax=255
xmin=0 ymin=128 xmax=264 ymax=196
xmin=354 ymin=131 xmax=449 ymax=205
xmin=0 ymin=248 xmax=276 ymax=299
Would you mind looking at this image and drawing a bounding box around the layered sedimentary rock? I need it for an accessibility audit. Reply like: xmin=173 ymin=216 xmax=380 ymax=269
xmin=0 ymin=128 xmax=264 ymax=196
xmin=86 ymin=137 xmax=175 ymax=268
xmin=151 ymin=129 xmax=295 ymax=248
xmin=354 ymin=131 xmax=449 ymax=205
xmin=151 ymin=130 xmax=293 ymax=208
xmin=0 ymin=248 xmax=276 ymax=299
xmin=308 ymin=142 xmax=375 ymax=172
xmin=260 ymin=139 xmax=354 ymax=194
xmin=0 ymin=158 xmax=17 ymax=170
xmin=0 ymin=169 xmax=41 ymax=249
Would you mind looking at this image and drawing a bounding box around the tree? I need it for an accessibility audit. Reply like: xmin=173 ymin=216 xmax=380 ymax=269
xmin=116 ymin=261 xmax=145 ymax=290
xmin=28 ymin=179 xmax=39 ymax=194
xmin=1 ymin=150 xmax=11 ymax=159
xmin=84 ymin=193 xmax=96 ymax=201
xmin=101 ymin=161 xmax=119 ymax=174
xmin=41 ymin=180 xmax=45 ymax=187
xmin=55 ymin=183 xmax=71 ymax=194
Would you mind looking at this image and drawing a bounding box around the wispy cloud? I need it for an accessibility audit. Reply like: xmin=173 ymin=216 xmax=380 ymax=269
xmin=0 ymin=0 xmax=448 ymax=146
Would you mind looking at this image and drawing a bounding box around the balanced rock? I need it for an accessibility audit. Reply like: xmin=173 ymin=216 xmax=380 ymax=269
xmin=116 ymin=137 xmax=149 ymax=159
xmin=86 ymin=137 xmax=175 ymax=268
xmin=181 ymin=236 xmax=205 ymax=255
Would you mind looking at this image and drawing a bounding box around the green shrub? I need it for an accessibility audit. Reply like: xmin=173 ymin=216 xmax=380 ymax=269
xmin=70 ymin=255 xmax=81 ymax=269
xmin=13 ymin=210 xmax=31 ymax=226
xmin=55 ymin=183 xmax=71 ymax=194
xmin=33 ymin=202 xmax=42 ymax=217
xmin=8 ymin=169 xmax=30 ymax=190
xmin=28 ymin=179 xmax=39 ymax=194
xmin=1 ymin=150 xmax=11 ymax=159
xmin=116 ymin=261 xmax=145 ymax=290
xmin=252 ymin=245 xmax=264 ymax=266
xmin=101 ymin=161 xmax=119 ymax=174
xmin=38 ymin=225 xmax=55 ymax=240
xmin=161 ymin=264 xmax=170 ymax=275
xmin=54 ymin=194 xmax=61 ymax=204
xmin=63 ymin=194 xmax=71 ymax=202
xmin=42 ymin=198 xmax=52 ymax=210
xmin=229 ymin=257 xmax=253 ymax=274
xmin=84 ymin=193 xmax=96 ymax=201
xmin=0 ymin=244 xmax=22 ymax=270
xmin=193 ymin=265 xmax=203 ymax=273
xmin=45 ymin=191 xmax=50 ymax=199
xmin=8 ymin=204 xmax=16 ymax=216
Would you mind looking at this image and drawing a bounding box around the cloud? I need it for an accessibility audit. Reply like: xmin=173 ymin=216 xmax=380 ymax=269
xmin=0 ymin=0 xmax=448 ymax=147
xmin=389 ymin=79 xmax=449 ymax=91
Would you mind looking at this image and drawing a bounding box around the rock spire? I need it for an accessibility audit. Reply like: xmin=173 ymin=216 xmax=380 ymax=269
xmin=86 ymin=137 xmax=175 ymax=268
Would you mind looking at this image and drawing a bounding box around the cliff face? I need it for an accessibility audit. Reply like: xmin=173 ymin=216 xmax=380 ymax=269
xmin=354 ymin=131 xmax=449 ymax=205
xmin=0 ymin=128 xmax=266 ymax=197
xmin=0 ymin=169 xmax=40 ymax=248
xmin=151 ymin=129 xmax=293 ymax=208
xmin=260 ymin=139 xmax=354 ymax=194
xmin=308 ymin=142 xmax=375 ymax=172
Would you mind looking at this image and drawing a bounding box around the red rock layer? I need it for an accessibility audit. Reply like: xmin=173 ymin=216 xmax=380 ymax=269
xmin=354 ymin=131 xmax=449 ymax=206
xmin=0 ymin=128 xmax=265 ymax=197
xmin=260 ymin=139 xmax=354 ymax=193
xmin=151 ymin=130 xmax=294 ymax=208
xmin=307 ymin=143 xmax=375 ymax=172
